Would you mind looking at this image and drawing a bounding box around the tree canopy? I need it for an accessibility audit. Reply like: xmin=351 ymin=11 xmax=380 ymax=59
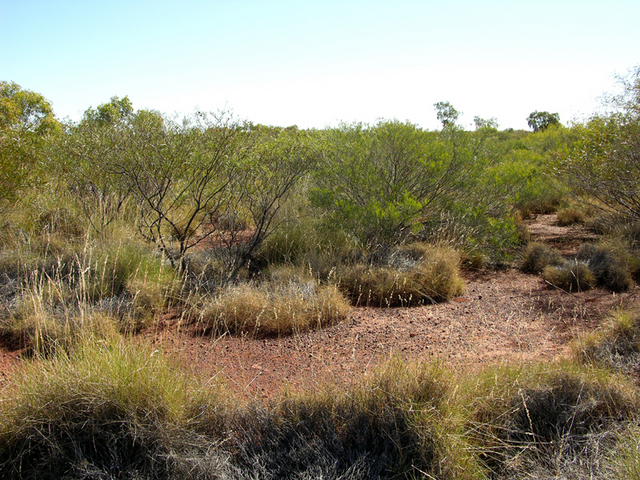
xmin=527 ymin=111 xmax=561 ymax=132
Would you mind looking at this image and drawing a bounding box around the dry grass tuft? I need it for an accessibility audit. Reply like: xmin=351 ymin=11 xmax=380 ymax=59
xmin=193 ymin=271 xmax=350 ymax=337
xmin=519 ymin=242 xmax=564 ymax=274
xmin=577 ymin=242 xmax=635 ymax=292
xmin=0 ymin=335 xmax=230 ymax=479
xmin=576 ymin=308 xmax=640 ymax=375
xmin=556 ymin=205 xmax=586 ymax=226
xmin=219 ymin=357 xmax=452 ymax=480
xmin=338 ymin=243 xmax=465 ymax=307
xmin=462 ymin=362 xmax=640 ymax=479
xmin=542 ymin=261 xmax=596 ymax=292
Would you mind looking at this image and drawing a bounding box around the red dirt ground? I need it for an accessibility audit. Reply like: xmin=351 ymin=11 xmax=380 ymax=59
xmin=147 ymin=215 xmax=639 ymax=399
xmin=1 ymin=215 xmax=638 ymax=399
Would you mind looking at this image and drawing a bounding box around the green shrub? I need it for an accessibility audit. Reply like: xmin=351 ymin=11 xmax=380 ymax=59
xmin=519 ymin=242 xmax=564 ymax=274
xmin=542 ymin=261 xmax=596 ymax=292
xmin=338 ymin=244 xmax=465 ymax=306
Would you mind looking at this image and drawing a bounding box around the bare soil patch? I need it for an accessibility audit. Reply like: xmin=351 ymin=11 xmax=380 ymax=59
xmin=153 ymin=269 xmax=637 ymax=400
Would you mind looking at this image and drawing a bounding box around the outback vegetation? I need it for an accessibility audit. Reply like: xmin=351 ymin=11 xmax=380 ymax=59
xmin=0 ymin=66 xmax=639 ymax=479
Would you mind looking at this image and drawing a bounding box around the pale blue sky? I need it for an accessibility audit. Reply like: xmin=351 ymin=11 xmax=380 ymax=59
xmin=2 ymin=0 xmax=638 ymax=130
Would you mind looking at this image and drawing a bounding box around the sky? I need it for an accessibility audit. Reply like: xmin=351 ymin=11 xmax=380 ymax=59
xmin=1 ymin=0 xmax=639 ymax=130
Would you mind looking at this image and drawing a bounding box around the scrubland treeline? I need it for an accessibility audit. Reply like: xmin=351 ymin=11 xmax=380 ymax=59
xmin=0 ymin=67 xmax=639 ymax=479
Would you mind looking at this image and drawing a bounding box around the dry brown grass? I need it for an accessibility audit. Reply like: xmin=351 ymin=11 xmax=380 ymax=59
xmin=338 ymin=243 xmax=465 ymax=307
xmin=542 ymin=261 xmax=596 ymax=292
xmin=193 ymin=273 xmax=350 ymax=337
xmin=519 ymin=242 xmax=564 ymax=274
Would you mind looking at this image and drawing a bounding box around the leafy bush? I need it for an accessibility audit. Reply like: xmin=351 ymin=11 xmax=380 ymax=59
xmin=557 ymin=67 xmax=640 ymax=223
xmin=338 ymin=243 xmax=465 ymax=306
xmin=542 ymin=261 xmax=596 ymax=292
xmin=519 ymin=242 xmax=564 ymax=274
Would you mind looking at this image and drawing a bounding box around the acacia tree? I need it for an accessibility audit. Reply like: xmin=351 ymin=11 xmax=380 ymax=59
xmin=558 ymin=67 xmax=640 ymax=221
xmin=62 ymin=96 xmax=135 ymax=234
xmin=120 ymin=110 xmax=246 ymax=270
xmin=311 ymin=119 xmax=467 ymax=246
xmin=221 ymin=129 xmax=320 ymax=278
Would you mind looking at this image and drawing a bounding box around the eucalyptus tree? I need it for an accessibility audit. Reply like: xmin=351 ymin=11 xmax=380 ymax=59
xmin=527 ymin=111 xmax=561 ymax=132
xmin=0 ymin=81 xmax=60 ymax=217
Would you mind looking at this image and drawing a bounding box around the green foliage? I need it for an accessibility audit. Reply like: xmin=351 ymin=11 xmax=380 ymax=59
xmin=0 ymin=81 xmax=60 ymax=217
xmin=434 ymin=100 xmax=460 ymax=127
xmin=224 ymin=128 xmax=320 ymax=277
xmin=311 ymin=119 xmax=474 ymax=247
xmin=527 ymin=110 xmax=561 ymax=132
xmin=58 ymin=97 xmax=137 ymax=235
xmin=558 ymin=67 xmax=640 ymax=222
xmin=61 ymin=105 xmax=316 ymax=278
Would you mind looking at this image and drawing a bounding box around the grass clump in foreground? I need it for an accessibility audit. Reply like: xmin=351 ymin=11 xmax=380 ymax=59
xmin=0 ymin=335 xmax=230 ymax=479
xmin=338 ymin=243 xmax=465 ymax=307
xmin=0 ymin=341 xmax=459 ymax=479
xmin=191 ymin=267 xmax=350 ymax=337
xmin=1 ymin=338 xmax=639 ymax=479
xmin=576 ymin=308 xmax=640 ymax=375
xmin=461 ymin=362 xmax=640 ymax=479
xmin=219 ymin=359 xmax=456 ymax=480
